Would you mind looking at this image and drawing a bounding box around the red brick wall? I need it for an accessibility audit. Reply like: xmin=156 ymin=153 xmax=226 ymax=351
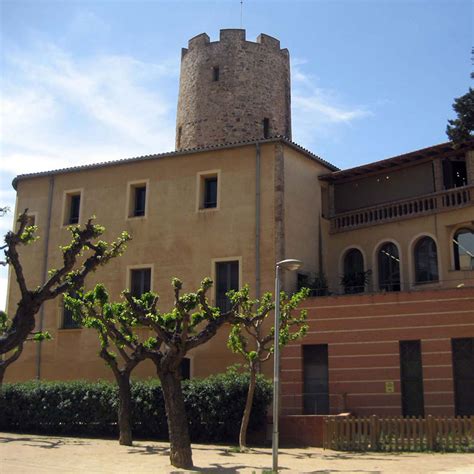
xmin=281 ymin=287 xmax=474 ymax=417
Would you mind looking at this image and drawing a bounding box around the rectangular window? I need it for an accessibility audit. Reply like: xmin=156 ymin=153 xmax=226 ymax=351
xmin=399 ymin=340 xmax=425 ymax=417
xmin=263 ymin=118 xmax=270 ymax=139
xmin=69 ymin=195 xmax=81 ymax=224
xmin=197 ymin=170 xmax=220 ymax=211
xmin=212 ymin=66 xmax=219 ymax=82
xmin=181 ymin=358 xmax=191 ymax=380
xmin=134 ymin=186 xmax=147 ymax=217
xmin=303 ymin=344 xmax=329 ymax=415
xmin=204 ymin=177 xmax=218 ymax=208
xmin=215 ymin=260 xmax=239 ymax=312
xmin=63 ymin=190 xmax=82 ymax=226
xmin=443 ymin=158 xmax=467 ymax=189
xmin=130 ymin=268 xmax=151 ymax=298
xmin=452 ymin=338 xmax=474 ymax=416
xmin=127 ymin=181 xmax=148 ymax=218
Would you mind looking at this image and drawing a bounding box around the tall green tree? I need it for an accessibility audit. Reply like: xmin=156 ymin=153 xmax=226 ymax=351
xmin=125 ymin=277 xmax=241 ymax=469
xmin=227 ymin=286 xmax=309 ymax=450
xmin=68 ymin=277 xmax=240 ymax=469
xmin=65 ymin=285 xmax=147 ymax=446
xmin=0 ymin=210 xmax=130 ymax=384
xmin=446 ymin=88 xmax=474 ymax=144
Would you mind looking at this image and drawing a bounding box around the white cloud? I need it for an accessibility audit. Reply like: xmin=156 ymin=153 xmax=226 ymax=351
xmin=291 ymin=59 xmax=372 ymax=146
xmin=1 ymin=41 xmax=178 ymax=177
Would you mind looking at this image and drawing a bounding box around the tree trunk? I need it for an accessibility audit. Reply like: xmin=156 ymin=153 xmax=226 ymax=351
xmin=0 ymin=344 xmax=24 ymax=388
xmin=160 ymin=370 xmax=193 ymax=469
xmin=117 ymin=372 xmax=133 ymax=446
xmin=239 ymin=363 xmax=257 ymax=450
xmin=0 ymin=306 xmax=36 ymax=355
xmin=0 ymin=364 xmax=5 ymax=387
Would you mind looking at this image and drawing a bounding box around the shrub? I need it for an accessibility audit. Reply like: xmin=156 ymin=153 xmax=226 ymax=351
xmin=0 ymin=372 xmax=272 ymax=442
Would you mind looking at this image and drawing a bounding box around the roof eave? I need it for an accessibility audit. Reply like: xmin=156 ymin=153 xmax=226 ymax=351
xmin=12 ymin=136 xmax=338 ymax=190
xmin=319 ymin=139 xmax=474 ymax=183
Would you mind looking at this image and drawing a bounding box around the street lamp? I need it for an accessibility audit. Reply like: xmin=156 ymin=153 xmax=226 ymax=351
xmin=272 ymin=258 xmax=302 ymax=473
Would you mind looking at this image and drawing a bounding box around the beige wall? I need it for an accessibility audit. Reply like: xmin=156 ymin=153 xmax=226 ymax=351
xmin=334 ymin=161 xmax=435 ymax=213
xmin=6 ymin=139 xmax=473 ymax=385
xmin=283 ymin=144 xmax=329 ymax=290
xmin=323 ymin=207 xmax=474 ymax=294
xmin=6 ymin=143 xmax=282 ymax=382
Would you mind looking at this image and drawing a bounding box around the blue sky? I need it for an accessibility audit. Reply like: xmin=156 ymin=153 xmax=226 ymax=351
xmin=0 ymin=0 xmax=472 ymax=308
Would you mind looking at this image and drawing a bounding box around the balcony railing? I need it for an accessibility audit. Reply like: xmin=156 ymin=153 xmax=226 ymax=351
xmin=330 ymin=184 xmax=474 ymax=233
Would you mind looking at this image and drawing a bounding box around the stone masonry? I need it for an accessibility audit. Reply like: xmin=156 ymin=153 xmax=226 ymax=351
xmin=175 ymin=29 xmax=291 ymax=150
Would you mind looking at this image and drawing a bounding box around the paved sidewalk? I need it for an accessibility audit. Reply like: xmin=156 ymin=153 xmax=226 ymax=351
xmin=1 ymin=432 xmax=473 ymax=473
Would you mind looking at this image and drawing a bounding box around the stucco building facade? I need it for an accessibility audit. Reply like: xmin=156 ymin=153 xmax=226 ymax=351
xmin=5 ymin=30 xmax=474 ymax=421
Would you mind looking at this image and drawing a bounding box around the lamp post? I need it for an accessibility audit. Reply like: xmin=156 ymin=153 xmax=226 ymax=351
xmin=272 ymin=258 xmax=302 ymax=473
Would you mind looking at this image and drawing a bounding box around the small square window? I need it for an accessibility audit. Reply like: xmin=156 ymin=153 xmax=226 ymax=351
xmin=130 ymin=268 xmax=151 ymax=298
xmin=63 ymin=191 xmax=82 ymax=226
xmin=197 ymin=171 xmax=220 ymax=211
xmin=127 ymin=181 xmax=148 ymax=219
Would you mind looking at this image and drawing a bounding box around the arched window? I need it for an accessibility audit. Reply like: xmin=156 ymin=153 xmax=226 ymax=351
xmin=378 ymin=242 xmax=401 ymax=292
xmin=342 ymin=248 xmax=365 ymax=294
xmin=414 ymin=237 xmax=438 ymax=284
xmin=453 ymin=228 xmax=474 ymax=271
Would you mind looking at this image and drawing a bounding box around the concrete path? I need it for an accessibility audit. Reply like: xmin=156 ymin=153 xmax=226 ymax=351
xmin=1 ymin=432 xmax=473 ymax=473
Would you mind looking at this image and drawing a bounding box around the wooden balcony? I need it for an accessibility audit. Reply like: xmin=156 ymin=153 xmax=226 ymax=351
xmin=330 ymin=184 xmax=474 ymax=233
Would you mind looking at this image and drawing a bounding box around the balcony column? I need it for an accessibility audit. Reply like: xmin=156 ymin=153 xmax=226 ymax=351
xmin=328 ymin=184 xmax=335 ymax=216
xmin=466 ymin=150 xmax=474 ymax=185
xmin=432 ymin=158 xmax=444 ymax=191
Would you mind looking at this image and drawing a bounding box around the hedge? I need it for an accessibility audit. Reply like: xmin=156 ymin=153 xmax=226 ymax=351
xmin=0 ymin=372 xmax=272 ymax=442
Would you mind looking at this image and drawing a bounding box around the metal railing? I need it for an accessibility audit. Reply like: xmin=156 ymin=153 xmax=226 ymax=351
xmin=330 ymin=184 xmax=474 ymax=233
xmin=301 ymin=276 xmax=474 ymax=298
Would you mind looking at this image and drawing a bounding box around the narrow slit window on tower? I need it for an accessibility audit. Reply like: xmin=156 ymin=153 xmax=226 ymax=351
xmin=263 ymin=118 xmax=270 ymax=139
xmin=177 ymin=126 xmax=182 ymax=148
xmin=212 ymin=66 xmax=219 ymax=82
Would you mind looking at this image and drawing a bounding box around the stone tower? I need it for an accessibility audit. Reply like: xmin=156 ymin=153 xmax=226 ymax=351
xmin=175 ymin=29 xmax=291 ymax=150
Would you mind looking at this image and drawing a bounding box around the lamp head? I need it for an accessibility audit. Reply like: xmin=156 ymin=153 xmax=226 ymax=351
xmin=276 ymin=259 xmax=302 ymax=271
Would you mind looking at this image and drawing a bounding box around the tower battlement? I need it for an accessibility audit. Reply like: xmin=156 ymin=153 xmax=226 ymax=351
xmin=176 ymin=30 xmax=291 ymax=150
xmin=181 ymin=29 xmax=287 ymax=59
